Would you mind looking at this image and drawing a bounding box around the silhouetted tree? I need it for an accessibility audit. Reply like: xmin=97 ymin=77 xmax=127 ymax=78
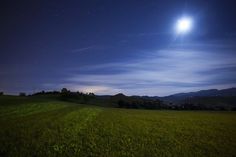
xmin=61 ymin=88 xmax=69 ymax=93
xmin=88 ymin=92 xmax=95 ymax=97
xmin=0 ymin=92 xmax=3 ymax=96
xmin=60 ymin=88 xmax=71 ymax=100
xmin=118 ymin=100 xmax=125 ymax=108
xmin=19 ymin=93 xmax=26 ymax=97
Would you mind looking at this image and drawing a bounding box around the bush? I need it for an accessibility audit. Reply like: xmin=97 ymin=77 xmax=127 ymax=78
xmin=60 ymin=88 xmax=71 ymax=100
xmin=19 ymin=92 xmax=26 ymax=97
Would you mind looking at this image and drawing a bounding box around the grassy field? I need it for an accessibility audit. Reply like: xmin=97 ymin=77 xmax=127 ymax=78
xmin=0 ymin=96 xmax=235 ymax=157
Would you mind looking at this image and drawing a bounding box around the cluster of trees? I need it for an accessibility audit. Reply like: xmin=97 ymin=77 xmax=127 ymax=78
xmin=117 ymin=99 xmax=163 ymax=109
xmin=167 ymin=103 xmax=227 ymax=110
xmin=113 ymin=94 xmax=236 ymax=110
xmin=173 ymin=96 xmax=236 ymax=110
xmin=179 ymin=103 xmax=234 ymax=110
xmin=19 ymin=93 xmax=26 ymax=97
xmin=60 ymin=88 xmax=95 ymax=103
xmin=2 ymin=89 xmax=235 ymax=110
xmin=31 ymin=90 xmax=60 ymax=96
xmin=31 ymin=88 xmax=95 ymax=104
xmin=111 ymin=93 xmax=164 ymax=109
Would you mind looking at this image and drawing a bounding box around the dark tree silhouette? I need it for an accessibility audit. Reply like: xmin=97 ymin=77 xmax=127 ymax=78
xmin=19 ymin=93 xmax=26 ymax=97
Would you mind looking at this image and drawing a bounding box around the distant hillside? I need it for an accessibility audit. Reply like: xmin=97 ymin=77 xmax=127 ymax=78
xmin=158 ymin=88 xmax=236 ymax=110
xmin=1 ymin=87 xmax=236 ymax=110
xmin=162 ymin=88 xmax=236 ymax=101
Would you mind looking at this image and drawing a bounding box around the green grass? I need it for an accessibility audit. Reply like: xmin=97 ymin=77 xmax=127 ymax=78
xmin=0 ymin=96 xmax=235 ymax=157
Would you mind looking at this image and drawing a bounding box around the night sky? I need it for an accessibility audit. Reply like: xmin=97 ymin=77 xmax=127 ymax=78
xmin=1 ymin=0 xmax=236 ymax=96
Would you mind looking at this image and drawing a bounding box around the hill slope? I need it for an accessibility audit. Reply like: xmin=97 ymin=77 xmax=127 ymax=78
xmin=164 ymin=88 xmax=236 ymax=100
xmin=0 ymin=96 xmax=236 ymax=157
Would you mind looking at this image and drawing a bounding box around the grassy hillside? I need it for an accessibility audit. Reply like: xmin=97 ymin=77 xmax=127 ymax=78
xmin=0 ymin=96 xmax=236 ymax=157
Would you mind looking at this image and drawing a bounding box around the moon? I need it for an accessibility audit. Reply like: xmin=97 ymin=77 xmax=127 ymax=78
xmin=176 ymin=17 xmax=193 ymax=34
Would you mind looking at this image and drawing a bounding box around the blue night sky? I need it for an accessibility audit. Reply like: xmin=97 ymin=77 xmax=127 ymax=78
xmin=1 ymin=0 xmax=236 ymax=96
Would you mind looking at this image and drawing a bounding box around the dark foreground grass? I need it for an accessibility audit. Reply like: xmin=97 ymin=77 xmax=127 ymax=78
xmin=0 ymin=96 xmax=235 ymax=157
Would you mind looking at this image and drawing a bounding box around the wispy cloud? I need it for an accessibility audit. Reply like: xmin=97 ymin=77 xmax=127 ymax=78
xmin=136 ymin=32 xmax=170 ymax=37
xmin=123 ymin=32 xmax=170 ymax=38
xmin=71 ymin=45 xmax=96 ymax=53
xmin=47 ymin=40 xmax=236 ymax=96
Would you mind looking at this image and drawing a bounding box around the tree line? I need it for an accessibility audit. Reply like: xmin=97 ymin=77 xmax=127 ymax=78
xmin=1 ymin=89 xmax=235 ymax=110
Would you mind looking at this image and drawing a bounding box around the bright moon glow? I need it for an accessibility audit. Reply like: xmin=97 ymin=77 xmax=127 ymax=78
xmin=176 ymin=17 xmax=193 ymax=34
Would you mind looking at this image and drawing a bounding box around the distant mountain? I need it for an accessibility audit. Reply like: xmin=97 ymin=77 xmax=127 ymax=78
xmin=159 ymin=88 xmax=236 ymax=110
xmin=162 ymin=88 xmax=236 ymax=101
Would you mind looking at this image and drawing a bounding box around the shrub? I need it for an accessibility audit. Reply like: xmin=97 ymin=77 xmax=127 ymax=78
xmin=19 ymin=92 xmax=26 ymax=97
